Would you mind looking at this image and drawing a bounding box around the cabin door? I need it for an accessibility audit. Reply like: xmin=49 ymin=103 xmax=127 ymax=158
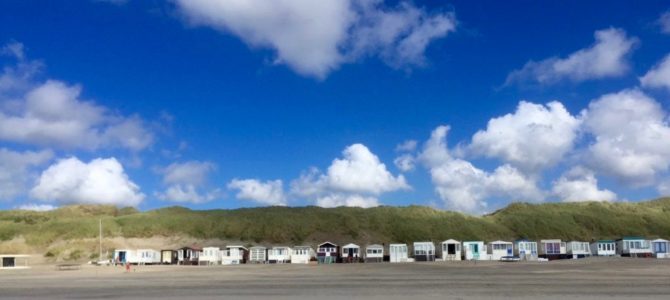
xmin=472 ymin=244 xmax=479 ymax=254
xmin=348 ymin=248 xmax=354 ymax=257
xmin=506 ymin=246 xmax=512 ymax=256
xmin=119 ymin=251 xmax=126 ymax=263
xmin=447 ymin=244 xmax=456 ymax=255
xmin=655 ymin=242 xmax=667 ymax=253
xmin=2 ymin=257 xmax=14 ymax=267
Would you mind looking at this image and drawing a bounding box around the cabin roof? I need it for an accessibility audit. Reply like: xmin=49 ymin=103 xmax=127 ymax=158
xmin=652 ymin=238 xmax=669 ymax=243
xmin=342 ymin=243 xmax=360 ymax=249
xmin=441 ymin=239 xmax=460 ymax=244
xmin=226 ymin=245 xmax=248 ymax=250
xmin=293 ymin=246 xmax=313 ymax=250
xmin=389 ymin=243 xmax=407 ymax=247
xmin=617 ymin=236 xmax=646 ymax=241
xmin=318 ymin=241 xmax=338 ymax=247
xmin=413 ymin=241 xmax=434 ymax=245
xmin=249 ymin=246 xmax=266 ymax=249
xmin=271 ymin=246 xmax=291 ymax=249
xmin=463 ymin=241 xmax=484 ymax=244
xmin=366 ymin=244 xmax=383 ymax=249
xmin=596 ymin=240 xmax=615 ymax=243
xmin=489 ymin=240 xmax=512 ymax=244
xmin=0 ymin=254 xmax=29 ymax=258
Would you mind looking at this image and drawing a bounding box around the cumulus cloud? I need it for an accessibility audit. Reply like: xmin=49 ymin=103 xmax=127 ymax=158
xmin=394 ymin=153 xmax=415 ymax=172
xmin=155 ymin=184 xmax=220 ymax=204
xmin=640 ymin=54 xmax=670 ymax=90
xmin=16 ymin=204 xmax=57 ymax=211
xmin=469 ymin=101 xmax=580 ymax=172
xmin=227 ymin=179 xmax=287 ymax=206
xmin=506 ymin=28 xmax=637 ymax=85
xmin=659 ymin=180 xmax=670 ymax=196
xmin=0 ymin=148 xmax=53 ymax=200
xmin=552 ymin=167 xmax=616 ymax=202
xmin=155 ymin=160 xmax=220 ymax=204
xmin=395 ymin=139 xmax=418 ymax=152
xmin=659 ymin=11 xmax=670 ymax=34
xmin=291 ymin=143 xmax=408 ymax=207
xmin=581 ymin=89 xmax=670 ymax=187
xmin=419 ymin=126 xmax=543 ymax=214
xmin=173 ymin=0 xmax=456 ymax=78
xmin=0 ymin=43 xmax=154 ymax=151
xmin=30 ymin=157 xmax=144 ymax=206
xmin=315 ymin=193 xmax=379 ymax=208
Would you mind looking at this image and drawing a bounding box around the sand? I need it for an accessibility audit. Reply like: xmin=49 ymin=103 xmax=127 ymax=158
xmin=1 ymin=257 xmax=669 ymax=299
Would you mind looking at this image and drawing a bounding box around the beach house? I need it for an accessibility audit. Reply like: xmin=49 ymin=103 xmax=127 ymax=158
xmin=413 ymin=242 xmax=436 ymax=262
xmin=249 ymin=246 xmax=267 ymax=264
xmin=616 ymin=237 xmax=652 ymax=257
xmin=317 ymin=242 xmax=339 ymax=264
xmin=539 ymin=239 xmax=567 ymax=259
xmin=199 ymin=247 xmax=221 ymax=265
xmin=651 ymin=239 xmax=669 ymax=258
xmin=463 ymin=241 xmax=486 ymax=260
xmin=440 ymin=239 xmax=461 ymax=261
xmin=341 ymin=243 xmax=361 ymax=263
xmin=291 ymin=246 xmax=314 ymax=264
xmin=566 ymin=241 xmax=591 ymax=258
xmin=364 ymin=244 xmax=384 ymax=263
xmin=268 ymin=246 xmax=291 ymax=263
xmin=221 ymin=246 xmax=247 ymax=265
xmin=514 ymin=240 xmax=538 ymax=260
xmin=488 ymin=241 xmax=513 ymax=260
xmin=389 ymin=243 xmax=410 ymax=263
xmin=177 ymin=246 xmax=201 ymax=265
xmin=590 ymin=240 xmax=616 ymax=256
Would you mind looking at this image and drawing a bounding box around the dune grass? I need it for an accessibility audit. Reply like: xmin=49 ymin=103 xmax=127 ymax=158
xmin=1 ymin=198 xmax=669 ymax=251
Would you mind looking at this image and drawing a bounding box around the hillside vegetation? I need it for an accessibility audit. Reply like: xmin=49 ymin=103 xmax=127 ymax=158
xmin=1 ymin=198 xmax=669 ymax=259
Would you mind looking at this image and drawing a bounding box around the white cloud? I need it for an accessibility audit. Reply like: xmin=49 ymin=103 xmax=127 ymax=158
xmin=30 ymin=157 xmax=144 ymax=206
xmin=173 ymin=0 xmax=456 ymax=78
xmin=640 ymin=54 xmax=670 ymax=91
xmin=395 ymin=139 xmax=417 ymax=152
xmin=0 ymin=148 xmax=53 ymax=200
xmin=393 ymin=153 xmax=415 ymax=172
xmin=659 ymin=180 xmax=670 ymax=196
xmin=582 ymin=89 xmax=670 ymax=186
xmin=156 ymin=160 xmax=220 ymax=204
xmin=552 ymin=167 xmax=616 ymax=202
xmin=227 ymin=179 xmax=286 ymax=206
xmin=161 ymin=161 xmax=215 ymax=186
xmin=155 ymin=184 xmax=220 ymax=204
xmin=291 ymin=143 xmax=408 ymax=207
xmin=315 ymin=193 xmax=379 ymax=208
xmin=0 ymin=45 xmax=154 ymax=152
xmin=469 ymin=101 xmax=580 ymax=172
xmin=506 ymin=28 xmax=637 ymax=85
xmin=659 ymin=11 xmax=670 ymax=34
xmin=419 ymin=126 xmax=543 ymax=214
xmin=16 ymin=204 xmax=57 ymax=211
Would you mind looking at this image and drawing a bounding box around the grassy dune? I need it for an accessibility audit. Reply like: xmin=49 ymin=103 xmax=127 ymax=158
xmin=1 ymin=198 xmax=669 ymax=260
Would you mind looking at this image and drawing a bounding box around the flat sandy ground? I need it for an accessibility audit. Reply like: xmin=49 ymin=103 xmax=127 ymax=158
xmin=1 ymin=257 xmax=669 ymax=299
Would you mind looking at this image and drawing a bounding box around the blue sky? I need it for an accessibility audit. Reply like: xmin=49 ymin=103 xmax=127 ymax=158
xmin=1 ymin=0 xmax=670 ymax=213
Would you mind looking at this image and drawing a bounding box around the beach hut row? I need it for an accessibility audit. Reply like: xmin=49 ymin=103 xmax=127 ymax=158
xmin=112 ymin=238 xmax=670 ymax=265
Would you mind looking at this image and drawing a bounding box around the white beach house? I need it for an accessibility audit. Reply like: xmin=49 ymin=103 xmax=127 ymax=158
xmin=539 ymin=239 xmax=566 ymax=259
xmin=487 ymin=241 xmax=513 ymax=260
xmin=291 ymin=246 xmax=314 ymax=264
xmin=413 ymin=242 xmax=436 ymax=262
xmin=389 ymin=243 xmax=410 ymax=263
xmin=136 ymin=249 xmax=161 ymax=265
xmin=0 ymin=254 xmax=29 ymax=270
xmin=590 ymin=240 xmax=616 ymax=256
xmin=222 ymin=246 xmax=247 ymax=265
xmin=177 ymin=246 xmax=201 ymax=265
xmin=268 ymin=246 xmax=291 ymax=263
xmin=440 ymin=239 xmax=461 ymax=261
xmin=463 ymin=241 xmax=486 ymax=260
xmin=651 ymin=239 xmax=669 ymax=258
xmin=199 ymin=247 xmax=221 ymax=265
xmin=364 ymin=244 xmax=384 ymax=263
xmin=249 ymin=246 xmax=267 ymax=264
xmin=566 ymin=241 xmax=591 ymax=258
xmin=514 ymin=240 xmax=538 ymax=260
xmin=616 ymin=237 xmax=652 ymax=257
xmin=114 ymin=249 xmax=138 ymax=265
xmin=341 ymin=243 xmax=361 ymax=263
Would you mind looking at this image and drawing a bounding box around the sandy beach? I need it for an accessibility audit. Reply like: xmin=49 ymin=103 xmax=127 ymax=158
xmin=1 ymin=257 xmax=669 ymax=299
